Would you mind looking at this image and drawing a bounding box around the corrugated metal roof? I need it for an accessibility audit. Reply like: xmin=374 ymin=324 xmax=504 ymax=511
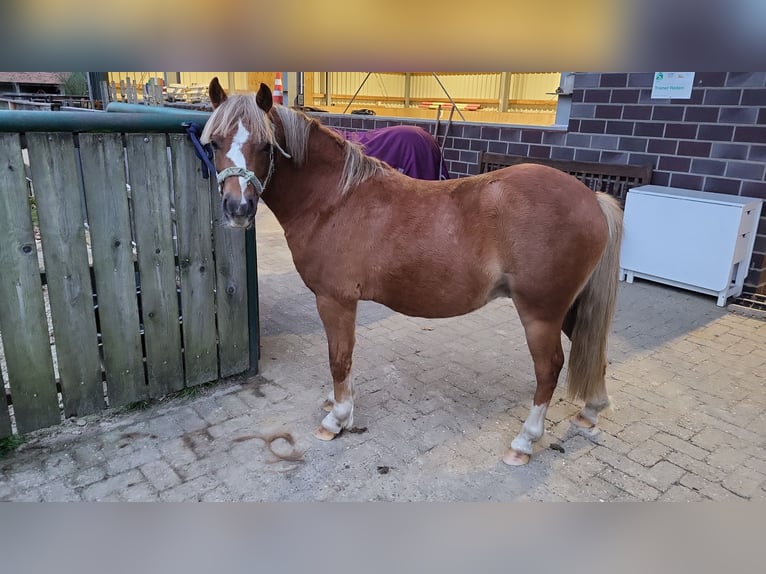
xmin=0 ymin=72 xmax=67 ymax=85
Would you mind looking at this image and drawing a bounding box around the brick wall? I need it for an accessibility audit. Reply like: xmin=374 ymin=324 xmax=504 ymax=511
xmin=317 ymin=72 xmax=766 ymax=294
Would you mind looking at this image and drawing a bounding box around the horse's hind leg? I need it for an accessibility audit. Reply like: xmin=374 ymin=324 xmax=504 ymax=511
xmin=571 ymin=390 xmax=610 ymax=429
xmin=562 ymin=300 xmax=610 ymax=430
xmin=313 ymin=295 xmax=358 ymax=441
xmin=503 ymin=317 xmax=565 ymax=466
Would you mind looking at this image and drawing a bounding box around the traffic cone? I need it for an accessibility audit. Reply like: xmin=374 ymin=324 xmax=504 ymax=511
xmin=273 ymin=72 xmax=283 ymax=105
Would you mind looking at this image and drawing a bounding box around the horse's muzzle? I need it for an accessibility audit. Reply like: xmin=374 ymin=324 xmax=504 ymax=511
xmin=222 ymin=194 xmax=257 ymax=228
xmin=223 ymin=212 xmax=255 ymax=229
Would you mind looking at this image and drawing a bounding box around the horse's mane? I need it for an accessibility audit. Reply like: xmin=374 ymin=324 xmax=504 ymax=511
xmin=201 ymin=94 xmax=389 ymax=194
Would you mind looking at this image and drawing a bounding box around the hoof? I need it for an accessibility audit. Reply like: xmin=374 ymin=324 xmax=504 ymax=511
xmin=502 ymin=448 xmax=531 ymax=466
xmin=321 ymin=399 xmax=334 ymax=412
xmin=571 ymin=412 xmax=596 ymax=429
xmin=313 ymin=426 xmax=339 ymax=441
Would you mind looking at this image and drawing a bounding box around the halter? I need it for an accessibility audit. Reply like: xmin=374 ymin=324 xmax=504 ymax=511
xmin=216 ymin=125 xmax=291 ymax=198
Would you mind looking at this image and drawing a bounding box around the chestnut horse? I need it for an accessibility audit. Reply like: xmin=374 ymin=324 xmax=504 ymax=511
xmin=201 ymin=78 xmax=623 ymax=466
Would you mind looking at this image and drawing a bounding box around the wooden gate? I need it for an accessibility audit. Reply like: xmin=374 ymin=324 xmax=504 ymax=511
xmin=0 ymin=117 xmax=257 ymax=437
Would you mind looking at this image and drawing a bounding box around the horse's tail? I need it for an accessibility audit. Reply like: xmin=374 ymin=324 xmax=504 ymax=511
xmin=566 ymin=192 xmax=623 ymax=404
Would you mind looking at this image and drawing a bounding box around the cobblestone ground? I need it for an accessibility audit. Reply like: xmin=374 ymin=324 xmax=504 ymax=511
xmin=1 ymin=206 xmax=764 ymax=501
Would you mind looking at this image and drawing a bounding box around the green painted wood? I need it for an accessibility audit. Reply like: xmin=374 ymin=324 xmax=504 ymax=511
xmin=245 ymin=227 xmax=260 ymax=373
xmin=0 ymin=111 xmax=210 ymax=133
xmin=79 ymin=133 xmax=147 ymax=407
xmin=26 ymin=133 xmax=104 ymax=417
xmin=0 ymin=133 xmax=60 ymax=433
xmin=169 ymin=135 xmax=218 ymax=386
xmin=0 ymin=363 xmax=13 ymax=438
xmin=106 ymin=103 xmax=211 ymax=118
xmin=210 ymin=191 xmax=250 ymax=378
xmin=125 ymin=134 xmax=184 ymax=396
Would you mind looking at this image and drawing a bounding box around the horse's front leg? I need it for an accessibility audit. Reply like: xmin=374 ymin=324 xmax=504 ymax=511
xmin=313 ymin=295 xmax=358 ymax=441
xmin=503 ymin=317 xmax=565 ymax=466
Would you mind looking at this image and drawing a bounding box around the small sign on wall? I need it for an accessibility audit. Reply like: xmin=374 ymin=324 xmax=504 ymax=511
xmin=651 ymin=72 xmax=695 ymax=99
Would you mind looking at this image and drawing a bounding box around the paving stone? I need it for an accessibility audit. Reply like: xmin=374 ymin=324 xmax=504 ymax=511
xmin=11 ymin=490 xmax=43 ymax=501
xmin=140 ymin=459 xmax=182 ymax=492
xmin=679 ymin=473 xmax=746 ymax=501
xmin=66 ymin=466 xmax=107 ymax=489
xmin=743 ymin=456 xmax=766 ymax=476
xmin=617 ymin=421 xmax=658 ymax=444
xmin=206 ymin=414 xmax=258 ymax=441
xmin=643 ymin=460 xmax=686 ymax=491
xmin=0 ymin=480 xmax=16 ymax=500
xmin=170 ymin=446 xmax=224 ymax=479
xmin=158 ymin=437 xmax=199 ymax=469
xmin=558 ymin=453 xmax=607 ymax=484
xmin=4 ymin=463 xmax=46 ymax=490
xmin=593 ymin=446 xmax=647 ymax=479
xmin=659 ymin=483 xmax=705 ymax=502
xmin=199 ymin=484 xmax=237 ymax=501
xmin=216 ymin=393 xmax=253 ymax=418
xmin=71 ymin=445 xmax=108 ymax=468
xmin=589 ymin=431 xmax=632 ymax=455
xmin=170 ymin=408 xmax=210 ymax=434
xmin=627 ymin=439 xmax=671 ymax=467
xmin=192 ymin=401 xmax=232 ymax=426
xmin=159 ymin=474 xmax=221 ymax=501
xmin=691 ymin=427 xmax=738 ymax=450
xmin=666 ymin=451 xmax=727 ymax=483
xmin=654 ymin=432 xmax=710 ymax=461
xmin=143 ymin=415 xmax=185 ymax=441
xmin=706 ymin=447 xmax=750 ymax=471
xmin=42 ymin=451 xmax=78 ymax=478
xmin=599 ymin=467 xmax=661 ymax=500
xmin=82 ymin=469 xmax=144 ymax=501
xmin=105 ymin=444 xmax=161 ymax=476
xmin=121 ymin=481 xmax=159 ymax=501
xmin=0 ymin=205 xmax=764 ymax=502
xmin=721 ymin=467 xmax=766 ymax=499
xmin=36 ymin=479 xmax=82 ymax=502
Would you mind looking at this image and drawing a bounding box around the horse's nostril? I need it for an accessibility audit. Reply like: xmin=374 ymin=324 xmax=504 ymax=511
xmin=222 ymin=196 xmax=230 ymax=213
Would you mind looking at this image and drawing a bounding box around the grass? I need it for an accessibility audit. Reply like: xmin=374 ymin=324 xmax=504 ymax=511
xmin=176 ymin=382 xmax=216 ymax=400
xmin=28 ymin=195 xmax=39 ymax=228
xmin=122 ymin=382 xmax=217 ymax=413
xmin=0 ymin=435 xmax=25 ymax=459
xmin=124 ymin=399 xmax=151 ymax=412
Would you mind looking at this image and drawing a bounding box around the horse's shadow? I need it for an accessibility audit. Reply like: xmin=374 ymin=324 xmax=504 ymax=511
xmin=609 ymin=279 xmax=727 ymax=361
xmin=257 ymin=273 xmax=395 ymax=337
xmin=259 ymin=269 xmax=727 ymax=360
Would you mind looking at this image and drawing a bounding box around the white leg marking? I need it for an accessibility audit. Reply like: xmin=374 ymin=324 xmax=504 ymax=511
xmin=321 ymin=380 xmax=354 ymax=433
xmin=226 ymin=120 xmax=250 ymax=200
xmin=579 ymin=395 xmax=611 ymax=425
xmin=510 ymin=402 xmax=548 ymax=455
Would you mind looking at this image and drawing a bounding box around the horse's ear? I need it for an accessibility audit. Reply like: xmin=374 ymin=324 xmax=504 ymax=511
xmin=209 ymin=77 xmax=227 ymax=109
xmin=256 ymin=83 xmax=273 ymax=112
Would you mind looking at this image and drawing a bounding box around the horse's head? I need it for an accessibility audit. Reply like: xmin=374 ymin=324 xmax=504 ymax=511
xmin=202 ymin=77 xmax=279 ymax=228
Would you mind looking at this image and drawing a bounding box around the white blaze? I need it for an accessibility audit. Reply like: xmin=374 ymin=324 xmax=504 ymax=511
xmin=226 ymin=120 xmax=250 ymax=204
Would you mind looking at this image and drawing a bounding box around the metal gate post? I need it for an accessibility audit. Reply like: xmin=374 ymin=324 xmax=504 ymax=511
xmin=245 ymin=227 xmax=260 ymax=374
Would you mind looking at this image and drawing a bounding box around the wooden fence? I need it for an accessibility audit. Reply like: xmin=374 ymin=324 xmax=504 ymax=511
xmin=0 ymin=122 xmax=257 ymax=437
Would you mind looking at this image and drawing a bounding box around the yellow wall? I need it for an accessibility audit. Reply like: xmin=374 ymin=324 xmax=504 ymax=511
xmin=178 ymin=72 xmax=250 ymax=91
xmin=107 ymin=72 xmax=560 ymax=125
xmin=108 ymin=72 xmax=265 ymax=91
xmin=108 ymin=72 xmax=164 ymax=85
xmin=311 ymin=72 xmax=559 ymax=110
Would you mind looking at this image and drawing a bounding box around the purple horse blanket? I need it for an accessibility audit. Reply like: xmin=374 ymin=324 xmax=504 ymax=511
xmin=334 ymin=125 xmax=449 ymax=181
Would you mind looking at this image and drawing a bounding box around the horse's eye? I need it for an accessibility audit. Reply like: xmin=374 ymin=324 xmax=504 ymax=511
xmin=209 ymin=140 xmax=219 ymax=150
xmin=262 ymin=143 xmax=271 ymax=153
